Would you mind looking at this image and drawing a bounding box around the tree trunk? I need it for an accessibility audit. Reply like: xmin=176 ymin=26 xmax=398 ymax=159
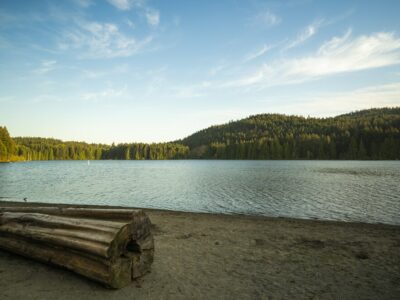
xmin=0 ymin=205 xmax=154 ymax=289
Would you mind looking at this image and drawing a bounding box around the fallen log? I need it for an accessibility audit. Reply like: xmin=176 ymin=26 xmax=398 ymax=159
xmin=0 ymin=205 xmax=154 ymax=288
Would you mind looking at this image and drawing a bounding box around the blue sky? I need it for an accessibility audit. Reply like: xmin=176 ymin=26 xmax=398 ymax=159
xmin=1 ymin=0 xmax=400 ymax=143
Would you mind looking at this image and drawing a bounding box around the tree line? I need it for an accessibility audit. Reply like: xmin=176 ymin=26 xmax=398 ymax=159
xmin=180 ymin=107 xmax=400 ymax=160
xmin=1 ymin=107 xmax=399 ymax=161
xmin=10 ymin=137 xmax=189 ymax=161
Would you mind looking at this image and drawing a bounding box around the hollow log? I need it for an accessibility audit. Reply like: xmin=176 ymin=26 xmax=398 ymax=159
xmin=0 ymin=205 xmax=154 ymax=288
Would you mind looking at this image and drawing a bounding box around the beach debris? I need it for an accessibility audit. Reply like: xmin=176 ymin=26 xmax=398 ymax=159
xmin=0 ymin=205 xmax=154 ymax=288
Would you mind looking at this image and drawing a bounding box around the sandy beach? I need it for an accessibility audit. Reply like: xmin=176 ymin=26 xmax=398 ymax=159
xmin=0 ymin=202 xmax=399 ymax=299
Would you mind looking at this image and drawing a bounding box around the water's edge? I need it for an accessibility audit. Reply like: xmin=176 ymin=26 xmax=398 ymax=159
xmin=1 ymin=200 xmax=399 ymax=228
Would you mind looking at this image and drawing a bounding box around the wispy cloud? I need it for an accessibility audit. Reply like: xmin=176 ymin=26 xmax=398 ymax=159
xmin=285 ymin=19 xmax=323 ymax=50
xmin=253 ymin=10 xmax=281 ymax=28
xmin=287 ymin=30 xmax=400 ymax=77
xmin=59 ymin=21 xmax=152 ymax=59
xmin=106 ymin=0 xmax=160 ymax=27
xmin=106 ymin=0 xmax=143 ymax=11
xmin=145 ymin=9 xmax=160 ymax=27
xmin=125 ymin=19 xmax=135 ymax=29
xmin=80 ymin=64 xmax=129 ymax=79
xmin=33 ymin=60 xmax=57 ymax=75
xmin=224 ymin=30 xmax=400 ymax=89
xmin=209 ymin=63 xmax=228 ymax=76
xmin=244 ymin=44 xmax=271 ymax=62
xmin=81 ymin=86 xmax=127 ymax=102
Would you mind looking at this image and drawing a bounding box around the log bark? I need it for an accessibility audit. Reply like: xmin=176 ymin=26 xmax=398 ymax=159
xmin=0 ymin=205 xmax=154 ymax=288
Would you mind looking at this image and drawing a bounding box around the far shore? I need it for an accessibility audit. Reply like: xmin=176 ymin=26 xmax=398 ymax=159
xmin=2 ymin=158 xmax=400 ymax=163
xmin=1 ymin=201 xmax=399 ymax=299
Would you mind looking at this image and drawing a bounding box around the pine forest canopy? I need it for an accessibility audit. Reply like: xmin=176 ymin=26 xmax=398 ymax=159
xmin=1 ymin=107 xmax=399 ymax=162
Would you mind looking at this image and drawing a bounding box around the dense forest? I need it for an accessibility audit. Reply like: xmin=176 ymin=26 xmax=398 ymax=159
xmin=180 ymin=107 xmax=400 ymax=159
xmin=1 ymin=107 xmax=399 ymax=162
xmin=9 ymin=137 xmax=189 ymax=161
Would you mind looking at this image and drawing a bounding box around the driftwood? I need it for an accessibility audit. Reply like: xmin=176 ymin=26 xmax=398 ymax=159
xmin=0 ymin=205 xmax=154 ymax=288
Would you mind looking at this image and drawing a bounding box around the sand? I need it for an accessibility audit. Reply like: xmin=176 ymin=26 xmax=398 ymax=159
xmin=0 ymin=203 xmax=399 ymax=299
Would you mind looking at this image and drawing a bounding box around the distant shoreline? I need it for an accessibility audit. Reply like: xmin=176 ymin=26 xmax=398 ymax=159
xmin=2 ymin=158 xmax=399 ymax=163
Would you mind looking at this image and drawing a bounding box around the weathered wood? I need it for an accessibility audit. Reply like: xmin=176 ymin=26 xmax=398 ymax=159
xmin=0 ymin=205 xmax=154 ymax=288
xmin=0 ymin=207 xmax=144 ymax=221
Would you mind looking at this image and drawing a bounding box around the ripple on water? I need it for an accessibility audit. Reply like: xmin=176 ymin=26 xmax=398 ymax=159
xmin=0 ymin=160 xmax=399 ymax=225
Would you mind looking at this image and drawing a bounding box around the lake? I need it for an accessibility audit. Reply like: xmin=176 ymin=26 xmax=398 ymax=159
xmin=0 ymin=160 xmax=399 ymax=225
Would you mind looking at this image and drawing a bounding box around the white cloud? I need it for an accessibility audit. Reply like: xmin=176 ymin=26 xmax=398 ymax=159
xmin=59 ymin=21 xmax=152 ymax=59
xmin=106 ymin=0 xmax=143 ymax=11
xmin=285 ymin=20 xmax=323 ymax=50
xmin=224 ymin=30 xmax=400 ymax=89
xmin=254 ymin=10 xmax=281 ymax=28
xmin=146 ymin=10 xmax=160 ymax=27
xmin=107 ymin=0 xmax=160 ymax=27
xmin=244 ymin=44 xmax=271 ymax=62
xmin=33 ymin=60 xmax=57 ymax=75
xmin=288 ymin=30 xmax=400 ymax=77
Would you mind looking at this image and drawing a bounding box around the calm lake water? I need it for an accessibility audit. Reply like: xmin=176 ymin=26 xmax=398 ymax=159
xmin=0 ymin=160 xmax=399 ymax=225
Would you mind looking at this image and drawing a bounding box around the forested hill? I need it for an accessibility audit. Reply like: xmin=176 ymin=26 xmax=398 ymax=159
xmin=1 ymin=107 xmax=399 ymax=161
xmin=179 ymin=107 xmax=400 ymax=159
